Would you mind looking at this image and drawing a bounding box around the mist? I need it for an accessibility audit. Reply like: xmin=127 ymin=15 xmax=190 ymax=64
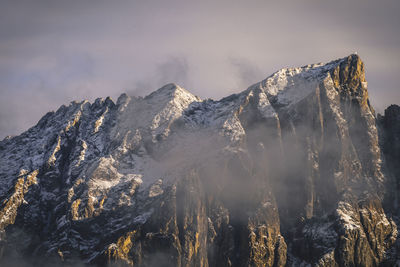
xmin=0 ymin=1 xmax=399 ymax=265
xmin=0 ymin=54 xmax=396 ymax=265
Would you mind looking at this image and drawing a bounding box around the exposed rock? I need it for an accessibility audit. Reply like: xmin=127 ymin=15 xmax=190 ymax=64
xmin=0 ymin=55 xmax=398 ymax=266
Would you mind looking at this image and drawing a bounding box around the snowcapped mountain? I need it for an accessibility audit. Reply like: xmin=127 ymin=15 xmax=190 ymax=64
xmin=0 ymin=54 xmax=399 ymax=266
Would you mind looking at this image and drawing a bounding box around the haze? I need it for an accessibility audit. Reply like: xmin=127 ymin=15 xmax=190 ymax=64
xmin=0 ymin=0 xmax=399 ymax=139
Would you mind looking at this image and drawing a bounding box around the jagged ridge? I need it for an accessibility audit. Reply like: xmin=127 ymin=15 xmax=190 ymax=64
xmin=0 ymin=54 xmax=399 ymax=266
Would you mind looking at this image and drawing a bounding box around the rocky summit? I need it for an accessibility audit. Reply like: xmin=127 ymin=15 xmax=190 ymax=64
xmin=0 ymin=54 xmax=399 ymax=266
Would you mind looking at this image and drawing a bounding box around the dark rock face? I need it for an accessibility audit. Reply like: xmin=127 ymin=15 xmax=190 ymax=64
xmin=380 ymin=105 xmax=400 ymax=207
xmin=378 ymin=104 xmax=400 ymax=263
xmin=0 ymin=55 xmax=399 ymax=266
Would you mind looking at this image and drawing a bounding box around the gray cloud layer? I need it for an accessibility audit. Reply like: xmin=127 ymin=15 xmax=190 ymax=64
xmin=0 ymin=0 xmax=399 ymax=138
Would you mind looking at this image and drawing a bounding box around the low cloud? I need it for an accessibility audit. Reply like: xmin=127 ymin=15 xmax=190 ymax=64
xmin=127 ymin=56 xmax=190 ymax=97
xmin=229 ymin=57 xmax=263 ymax=89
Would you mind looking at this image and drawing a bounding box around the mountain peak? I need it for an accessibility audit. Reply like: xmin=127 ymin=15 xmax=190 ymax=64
xmin=330 ymin=53 xmax=365 ymax=88
xmin=242 ymin=54 xmax=368 ymax=109
xmin=144 ymin=83 xmax=201 ymax=110
xmin=145 ymin=83 xmax=195 ymax=99
xmin=1 ymin=55 xmax=398 ymax=266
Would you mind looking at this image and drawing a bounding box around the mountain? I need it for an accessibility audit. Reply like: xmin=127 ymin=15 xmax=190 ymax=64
xmin=0 ymin=54 xmax=399 ymax=266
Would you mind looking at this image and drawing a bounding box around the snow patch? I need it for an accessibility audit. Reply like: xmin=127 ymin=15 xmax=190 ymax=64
xmin=149 ymin=179 xmax=164 ymax=198
xmin=76 ymin=140 xmax=87 ymax=167
xmin=94 ymin=107 xmax=108 ymax=133
xmin=48 ymin=136 xmax=61 ymax=166
xmin=336 ymin=201 xmax=360 ymax=231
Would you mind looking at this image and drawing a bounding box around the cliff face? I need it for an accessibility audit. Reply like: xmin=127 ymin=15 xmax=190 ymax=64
xmin=0 ymin=54 xmax=398 ymax=266
xmin=380 ymin=105 xmax=400 ymax=207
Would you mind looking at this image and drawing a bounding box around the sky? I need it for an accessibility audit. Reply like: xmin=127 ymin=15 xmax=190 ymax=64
xmin=0 ymin=0 xmax=399 ymax=139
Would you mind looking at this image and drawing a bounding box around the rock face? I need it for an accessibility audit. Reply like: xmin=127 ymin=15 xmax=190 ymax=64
xmin=380 ymin=105 xmax=400 ymax=207
xmin=0 ymin=54 xmax=399 ymax=266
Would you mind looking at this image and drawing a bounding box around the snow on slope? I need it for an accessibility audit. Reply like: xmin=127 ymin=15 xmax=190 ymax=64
xmin=0 ymin=57 xmax=347 ymax=201
xmin=1 ymin=54 xmax=396 ymax=266
xmin=0 ymin=57 xmax=358 ymax=224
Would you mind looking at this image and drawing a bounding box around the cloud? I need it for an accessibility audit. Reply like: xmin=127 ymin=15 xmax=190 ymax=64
xmin=0 ymin=0 xmax=399 ymax=139
xmin=229 ymin=57 xmax=263 ymax=89
xmin=156 ymin=56 xmax=189 ymax=88
xmin=127 ymin=56 xmax=190 ymax=97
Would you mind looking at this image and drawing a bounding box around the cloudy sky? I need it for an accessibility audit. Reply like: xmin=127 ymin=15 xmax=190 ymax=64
xmin=0 ymin=0 xmax=399 ymax=138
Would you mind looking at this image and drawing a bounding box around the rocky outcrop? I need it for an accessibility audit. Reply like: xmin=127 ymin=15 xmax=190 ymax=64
xmin=378 ymin=104 xmax=400 ymax=263
xmin=0 ymin=55 xmax=398 ymax=266
xmin=380 ymin=105 xmax=400 ymax=208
